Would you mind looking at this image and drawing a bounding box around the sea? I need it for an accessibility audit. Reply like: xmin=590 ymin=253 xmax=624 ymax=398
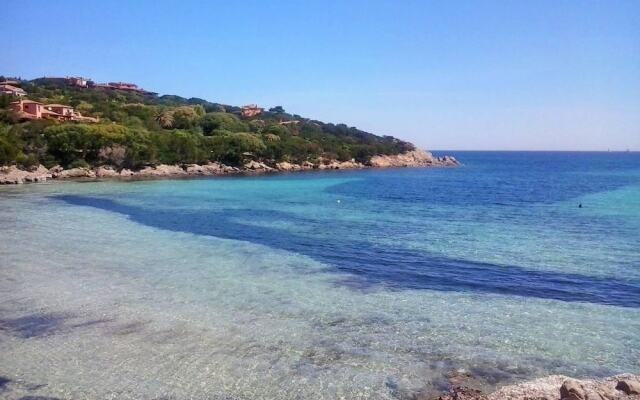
xmin=1 ymin=151 xmax=639 ymax=399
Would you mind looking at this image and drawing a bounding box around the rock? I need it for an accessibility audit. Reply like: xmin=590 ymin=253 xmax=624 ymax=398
xmin=301 ymin=161 xmax=315 ymax=170
xmin=184 ymin=162 xmax=235 ymax=175
xmin=185 ymin=164 xmax=206 ymax=175
xmin=56 ymin=167 xmax=96 ymax=179
xmin=316 ymin=158 xmax=364 ymax=170
xmin=94 ymin=166 xmax=119 ymax=177
xmin=244 ymin=160 xmax=274 ymax=172
xmin=49 ymin=165 xmax=64 ymax=174
xmin=275 ymin=161 xmax=301 ymax=172
xmin=136 ymin=164 xmax=187 ymax=176
xmin=119 ymin=168 xmax=134 ymax=177
xmin=369 ymin=149 xmax=459 ymax=168
xmin=561 ymin=379 xmax=586 ymax=400
xmin=616 ymin=379 xmax=640 ymax=395
xmin=0 ymin=164 xmax=52 ymax=184
xmin=438 ymin=386 xmax=488 ymax=400
xmin=479 ymin=374 xmax=639 ymax=400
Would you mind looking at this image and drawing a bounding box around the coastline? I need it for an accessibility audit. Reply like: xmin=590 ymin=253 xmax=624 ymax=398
xmin=0 ymin=149 xmax=460 ymax=185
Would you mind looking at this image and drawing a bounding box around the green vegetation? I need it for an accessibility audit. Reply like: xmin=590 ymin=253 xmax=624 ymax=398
xmin=0 ymin=77 xmax=413 ymax=169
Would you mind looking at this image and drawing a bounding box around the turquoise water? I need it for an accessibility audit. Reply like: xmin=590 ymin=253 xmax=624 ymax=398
xmin=1 ymin=152 xmax=639 ymax=399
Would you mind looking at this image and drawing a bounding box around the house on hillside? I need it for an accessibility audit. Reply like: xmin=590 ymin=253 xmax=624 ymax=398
xmin=11 ymin=100 xmax=98 ymax=122
xmin=240 ymin=104 xmax=263 ymax=118
xmin=94 ymin=81 xmax=156 ymax=95
xmin=67 ymin=77 xmax=93 ymax=87
xmin=44 ymin=104 xmax=75 ymax=120
xmin=0 ymin=84 xmax=27 ymax=97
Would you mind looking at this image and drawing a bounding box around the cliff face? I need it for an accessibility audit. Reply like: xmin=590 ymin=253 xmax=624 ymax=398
xmin=369 ymin=149 xmax=459 ymax=168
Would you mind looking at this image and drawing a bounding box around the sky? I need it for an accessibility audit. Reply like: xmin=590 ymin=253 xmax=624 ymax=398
xmin=2 ymin=0 xmax=639 ymax=151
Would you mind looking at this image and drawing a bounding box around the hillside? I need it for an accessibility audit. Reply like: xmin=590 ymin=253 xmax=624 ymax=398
xmin=0 ymin=76 xmax=417 ymax=170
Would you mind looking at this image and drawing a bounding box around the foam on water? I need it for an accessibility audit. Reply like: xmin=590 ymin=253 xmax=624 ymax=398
xmin=1 ymin=152 xmax=639 ymax=399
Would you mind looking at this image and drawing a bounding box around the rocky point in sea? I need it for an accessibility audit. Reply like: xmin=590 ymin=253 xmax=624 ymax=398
xmin=0 ymin=149 xmax=459 ymax=185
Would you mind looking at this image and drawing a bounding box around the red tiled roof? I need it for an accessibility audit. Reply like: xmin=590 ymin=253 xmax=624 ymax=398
xmin=12 ymin=99 xmax=42 ymax=104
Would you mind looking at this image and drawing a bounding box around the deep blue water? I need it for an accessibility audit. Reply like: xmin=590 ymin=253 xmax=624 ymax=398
xmin=55 ymin=151 xmax=640 ymax=308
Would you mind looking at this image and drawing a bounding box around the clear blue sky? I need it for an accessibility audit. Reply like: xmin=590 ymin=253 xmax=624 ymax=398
xmin=3 ymin=0 xmax=639 ymax=150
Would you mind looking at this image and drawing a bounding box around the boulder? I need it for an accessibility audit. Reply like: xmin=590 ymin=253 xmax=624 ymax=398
xmin=301 ymin=161 xmax=315 ymax=170
xmin=94 ymin=166 xmax=119 ymax=177
xmin=56 ymin=167 xmax=96 ymax=179
xmin=616 ymin=379 xmax=640 ymax=395
xmin=49 ymin=165 xmax=64 ymax=174
xmin=438 ymin=386 xmax=488 ymax=400
xmin=185 ymin=164 xmax=206 ymax=175
xmin=244 ymin=160 xmax=274 ymax=172
xmin=136 ymin=164 xmax=187 ymax=176
xmin=0 ymin=166 xmax=24 ymax=184
xmin=276 ymin=161 xmax=301 ymax=172
xmin=561 ymin=379 xmax=586 ymax=400
xmin=0 ymin=165 xmax=52 ymax=184
xmin=119 ymin=168 xmax=134 ymax=177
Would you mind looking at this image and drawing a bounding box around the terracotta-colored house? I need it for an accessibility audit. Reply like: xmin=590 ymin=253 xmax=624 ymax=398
xmin=11 ymin=100 xmax=45 ymax=119
xmin=241 ymin=104 xmax=263 ymax=118
xmin=11 ymin=100 xmax=98 ymax=122
xmin=44 ymin=104 xmax=75 ymax=119
xmin=0 ymin=84 xmax=27 ymax=97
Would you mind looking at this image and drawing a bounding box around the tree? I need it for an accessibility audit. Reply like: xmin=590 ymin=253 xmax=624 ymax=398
xmin=200 ymin=112 xmax=248 ymax=135
xmin=154 ymin=110 xmax=174 ymax=129
xmin=171 ymin=106 xmax=200 ymax=129
xmin=269 ymin=106 xmax=285 ymax=114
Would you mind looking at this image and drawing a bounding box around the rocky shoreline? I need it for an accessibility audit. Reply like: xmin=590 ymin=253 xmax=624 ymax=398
xmin=433 ymin=373 xmax=640 ymax=400
xmin=0 ymin=149 xmax=459 ymax=185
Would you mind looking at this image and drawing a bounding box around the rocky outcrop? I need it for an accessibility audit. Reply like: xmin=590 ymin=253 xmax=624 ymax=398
xmin=95 ymin=166 xmax=119 ymax=178
xmin=370 ymin=149 xmax=459 ymax=168
xmin=136 ymin=164 xmax=187 ymax=177
xmin=185 ymin=162 xmax=239 ymax=175
xmin=0 ymin=149 xmax=460 ymax=185
xmin=244 ymin=160 xmax=274 ymax=172
xmin=0 ymin=165 xmax=52 ymax=184
xmin=317 ymin=158 xmax=365 ymax=170
xmin=54 ymin=167 xmax=96 ymax=179
xmin=275 ymin=161 xmax=302 ymax=172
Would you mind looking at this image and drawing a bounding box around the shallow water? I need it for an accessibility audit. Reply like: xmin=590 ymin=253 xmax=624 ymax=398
xmin=1 ymin=152 xmax=639 ymax=399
